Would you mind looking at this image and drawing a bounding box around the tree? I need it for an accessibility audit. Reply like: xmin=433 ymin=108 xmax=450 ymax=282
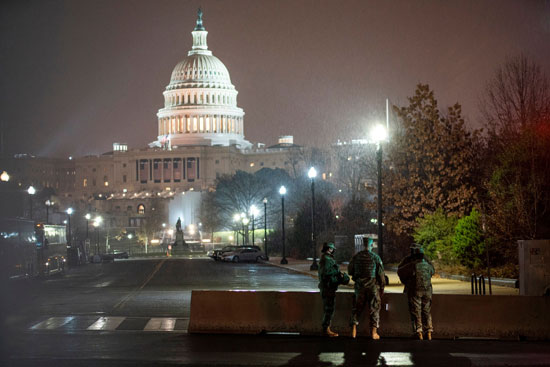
xmin=480 ymin=55 xmax=550 ymax=251
xmin=199 ymin=190 xmax=223 ymax=240
xmin=213 ymin=168 xmax=293 ymax=231
xmin=386 ymin=84 xmax=480 ymax=237
xmin=289 ymin=193 xmax=335 ymax=259
xmin=331 ymin=142 xmax=377 ymax=203
xmin=453 ymin=208 xmax=485 ymax=270
xmin=413 ymin=208 xmax=458 ymax=264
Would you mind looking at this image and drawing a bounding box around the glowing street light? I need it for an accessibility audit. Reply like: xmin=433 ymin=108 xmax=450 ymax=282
xmin=308 ymin=167 xmax=318 ymax=271
xmin=27 ymin=186 xmax=36 ymax=220
xmin=66 ymin=208 xmax=73 ymax=246
xmin=85 ymin=213 xmax=91 ymax=239
xmin=242 ymin=216 xmax=250 ymax=245
xmin=279 ymin=185 xmax=288 ymax=264
xmin=0 ymin=171 xmax=10 ymax=182
xmin=370 ymin=123 xmax=388 ymax=261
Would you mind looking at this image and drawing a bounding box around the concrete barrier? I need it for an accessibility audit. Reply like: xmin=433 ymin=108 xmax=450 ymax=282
xmin=188 ymin=290 xmax=550 ymax=339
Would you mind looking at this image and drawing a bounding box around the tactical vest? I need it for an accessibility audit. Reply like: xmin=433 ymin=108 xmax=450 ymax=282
xmin=351 ymin=250 xmax=379 ymax=280
xmin=414 ymin=259 xmax=433 ymax=291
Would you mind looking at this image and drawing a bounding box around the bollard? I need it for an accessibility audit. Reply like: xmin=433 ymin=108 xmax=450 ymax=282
xmin=471 ymin=273 xmax=475 ymax=295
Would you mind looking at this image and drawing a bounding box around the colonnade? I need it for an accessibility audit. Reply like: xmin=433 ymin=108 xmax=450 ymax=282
xmin=158 ymin=115 xmax=243 ymax=136
xmin=165 ymin=91 xmax=236 ymax=107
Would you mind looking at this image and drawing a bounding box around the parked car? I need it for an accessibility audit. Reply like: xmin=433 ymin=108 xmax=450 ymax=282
xmin=207 ymin=245 xmax=238 ymax=261
xmin=112 ymin=250 xmax=129 ymax=259
xmin=220 ymin=247 xmax=265 ymax=263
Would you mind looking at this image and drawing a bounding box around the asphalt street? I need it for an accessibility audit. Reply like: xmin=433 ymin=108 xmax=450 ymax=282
xmin=1 ymin=257 xmax=548 ymax=366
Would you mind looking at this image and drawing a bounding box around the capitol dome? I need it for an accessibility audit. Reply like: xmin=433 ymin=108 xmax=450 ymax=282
xmin=155 ymin=9 xmax=251 ymax=149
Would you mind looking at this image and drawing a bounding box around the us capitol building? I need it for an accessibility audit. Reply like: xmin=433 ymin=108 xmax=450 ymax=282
xmin=2 ymin=10 xmax=305 ymax=233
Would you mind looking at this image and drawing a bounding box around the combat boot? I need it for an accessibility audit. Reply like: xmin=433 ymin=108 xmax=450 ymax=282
xmin=416 ymin=331 xmax=423 ymax=340
xmin=323 ymin=327 xmax=339 ymax=337
xmin=371 ymin=327 xmax=380 ymax=340
xmin=426 ymin=331 xmax=432 ymax=340
xmin=351 ymin=324 xmax=357 ymax=338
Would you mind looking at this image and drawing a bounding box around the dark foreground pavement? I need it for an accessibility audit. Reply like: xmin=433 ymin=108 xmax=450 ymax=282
xmin=4 ymin=331 xmax=550 ymax=367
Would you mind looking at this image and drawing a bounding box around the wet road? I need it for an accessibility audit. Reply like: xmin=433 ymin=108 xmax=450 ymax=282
xmin=2 ymin=257 xmax=549 ymax=366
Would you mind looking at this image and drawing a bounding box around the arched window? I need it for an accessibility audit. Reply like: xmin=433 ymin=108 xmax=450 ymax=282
xmin=137 ymin=204 xmax=145 ymax=214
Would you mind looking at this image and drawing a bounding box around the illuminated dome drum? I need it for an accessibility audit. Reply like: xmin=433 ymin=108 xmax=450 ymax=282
xmin=155 ymin=10 xmax=251 ymax=149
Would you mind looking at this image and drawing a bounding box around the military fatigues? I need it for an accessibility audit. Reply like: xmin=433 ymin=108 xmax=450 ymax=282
xmin=318 ymin=252 xmax=341 ymax=330
xmin=348 ymin=250 xmax=385 ymax=328
xmin=397 ymin=254 xmax=435 ymax=334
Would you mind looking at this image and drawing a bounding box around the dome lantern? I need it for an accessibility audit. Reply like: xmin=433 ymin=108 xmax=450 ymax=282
xmin=189 ymin=8 xmax=210 ymax=56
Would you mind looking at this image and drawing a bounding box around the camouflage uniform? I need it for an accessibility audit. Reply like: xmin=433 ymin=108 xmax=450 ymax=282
xmin=397 ymin=252 xmax=435 ymax=334
xmin=348 ymin=250 xmax=385 ymax=328
xmin=318 ymin=251 xmax=341 ymax=330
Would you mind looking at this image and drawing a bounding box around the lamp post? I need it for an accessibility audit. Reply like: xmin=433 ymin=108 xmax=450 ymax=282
xmin=308 ymin=167 xmax=319 ymax=271
xmin=242 ymin=216 xmax=249 ymax=246
xmin=94 ymin=216 xmax=102 ymax=254
xmin=85 ymin=213 xmax=91 ymax=239
xmin=279 ymin=186 xmax=287 ymax=264
xmin=66 ymin=207 xmax=73 ymax=246
xmin=250 ymin=205 xmax=258 ymax=246
xmin=233 ymin=213 xmax=241 ymax=246
xmin=45 ymin=200 xmax=54 ymax=224
xmin=263 ymin=198 xmax=268 ymax=260
xmin=27 ymin=186 xmax=36 ymax=220
xmin=370 ymin=124 xmax=388 ymax=262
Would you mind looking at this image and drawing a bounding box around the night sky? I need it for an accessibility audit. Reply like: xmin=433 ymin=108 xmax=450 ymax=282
xmin=1 ymin=0 xmax=549 ymax=158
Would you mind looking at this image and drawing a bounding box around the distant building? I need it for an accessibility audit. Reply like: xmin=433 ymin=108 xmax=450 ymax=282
xmin=1 ymin=10 xmax=304 ymax=243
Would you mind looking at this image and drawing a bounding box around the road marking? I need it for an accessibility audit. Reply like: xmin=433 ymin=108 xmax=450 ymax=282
xmin=87 ymin=316 xmax=125 ymax=330
xmin=144 ymin=317 xmax=176 ymax=331
xmin=113 ymin=259 xmax=166 ymax=310
xmin=31 ymin=316 xmax=74 ymax=330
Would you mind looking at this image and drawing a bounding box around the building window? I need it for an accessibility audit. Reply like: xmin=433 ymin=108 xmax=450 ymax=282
xmin=137 ymin=204 xmax=145 ymax=214
xmin=123 ymin=175 xmax=127 ymax=183
xmin=83 ymin=178 xmax=87 ymax=187
xmin=93 ymin=179 xmax=96 ymax=186
xmin=127 ymin=205 xmax=133 ymax=212
xmin=215 ymin=160 xmax=219 ymax=164
xmin=123 ymin=163 xmax=127 ymax=168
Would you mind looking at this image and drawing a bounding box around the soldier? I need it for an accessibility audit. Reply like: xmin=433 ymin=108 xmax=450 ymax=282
xmin=348 ymin=237 xmax=385 ymax=339
xmin=397 ymin=243 xmax=435 ymax=340
xmin=318 ymin=242 xmax=349 ymax=337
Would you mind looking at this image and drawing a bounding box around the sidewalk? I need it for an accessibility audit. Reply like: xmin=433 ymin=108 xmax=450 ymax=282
xmin=266 ymin=257 xmax=519 ymax=295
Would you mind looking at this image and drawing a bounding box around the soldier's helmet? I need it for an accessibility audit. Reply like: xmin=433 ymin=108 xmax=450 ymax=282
xmin=410 ymin=243 xmax=424 ymax=254
xmin=322 ymin=242 xmax=336 ymax=253
xmin=362 ymin=237 xmax=374 ymax=250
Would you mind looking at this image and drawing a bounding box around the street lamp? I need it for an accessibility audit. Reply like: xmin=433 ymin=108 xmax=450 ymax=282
xmin=27 ymin=186 xmax=36 ymax=220
xmin=66 ymin=208 xmax=73 ymax=246
xmin=45 ymin=199 xmax=54 ymax=224
xmin=250 ymin=205 xmax=259 ymax=246
xmin=93 ymin=216 xmax=102 ymax=254
xmin=308 ymin=167 xmax=319 ymax=271
xmin=370 ymin=123 xmax=388 ymax=261
xmin=242 ymin=216 xmax=250 ymax=246
xmin=279 ymin=185 xmax=287 ymax=264
xmin=0 ymin=171 xmax=10 ymax=182
xmin=263 ymin=198 xmax=268 ymax=260
xmin=233 ymin=213 xmax=241 ymax=245
xmin=85 ymin=213 xmax=91 ymax=239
